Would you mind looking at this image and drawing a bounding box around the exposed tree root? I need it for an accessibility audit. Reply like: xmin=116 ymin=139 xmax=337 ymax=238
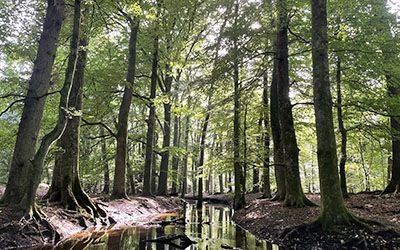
xmin=283 ymin=195 xmax=317 ymax=208
xmin=43 ymin=185 xmax=109 ymax=226
xmin=16 ymin=204 xmax=61 ymax=244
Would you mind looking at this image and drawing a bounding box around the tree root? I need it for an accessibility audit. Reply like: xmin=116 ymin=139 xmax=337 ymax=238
xmin=283 ymin=195 xmax=317 ymax=208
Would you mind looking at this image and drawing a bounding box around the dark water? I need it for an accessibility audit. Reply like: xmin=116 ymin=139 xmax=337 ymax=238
xmin=56 ymin=202 xmax=279 ymax=250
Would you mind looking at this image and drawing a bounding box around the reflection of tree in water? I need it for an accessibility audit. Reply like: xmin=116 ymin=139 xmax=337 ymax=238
xmin=218 ymin=207 xmax=223 ymax=238
xmin=156 ymin=226 xmax=165 ymax=250
xmin=235 ymin=225 xmax=246 ymax=248
xmin=107 ymin=229 xmax=124 ymax=250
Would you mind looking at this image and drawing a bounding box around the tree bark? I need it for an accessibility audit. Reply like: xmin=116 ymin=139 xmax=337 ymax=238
xmin=242 ymin=102 xmax=248 ymax=193
xmin=143 ymin=14 xmax=159 ymax=196
xmin=232 ymin=0 xmax=245 ymax=210
xmin=180 ymin=98 xmax=191 ymax=198
xmin=262 ymin=73 xmax=272 ymax=198
xmin=157 ymin=67 xmax=172 ymax=196
xmin=336 ymin=56 xmax=348 ymax=198
xmin=276 ymin=0 xmax=311 ymax=207
xmin=112 ymin=19 xmax=139 ymax=199
xmin=270 ymin=54 xmax=286 ymax=201
xmin=197 ymin=113 xmax=210 ymax=209
xmin=252 ymin=118 xmax=261 ymax=193
xmin=101 ymin=128 xmax=110 ymax=194
xmin=45 ymin=4 xmax=105 ymax=218
xmin=171 ymin=115 xmax=180 ymax=195
xmin=312 ymin=0 xmax=352 ymax=227
xmin=1 ymin=0 xmax=65 ymax=216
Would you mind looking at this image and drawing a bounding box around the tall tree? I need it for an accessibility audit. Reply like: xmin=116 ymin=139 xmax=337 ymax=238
xmin=143 ymin=2 xmax=160 ymax=196
xmin=276 ymin=0 xmax=311 ymax=207
xmin=45 ymin=2 xmax=105 ymax=218
xmin=1 ymin=0 xmax=66 ymax=216
xmin=112 ymin=6 xmax=140 ymax=199
xmin=171 ymin=114 xmax=180 ymax=195
xmin=262 ymin=72 xmax=271 ymax=198
xmin=336 ymin=56 xmax=348 ymax=198
xmin=196 ymin=112 xmax=210 ymax=209
xmin=232 ymin=0 xmax=245 ymax=210
xmin=311 ymin=0 xmax=354 ymax=227
xmin=270 ymin=55 xmax=286 ymax=201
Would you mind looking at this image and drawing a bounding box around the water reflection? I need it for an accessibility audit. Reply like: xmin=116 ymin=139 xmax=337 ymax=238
xmin=56 ymin=203 xmax=280 ymax=250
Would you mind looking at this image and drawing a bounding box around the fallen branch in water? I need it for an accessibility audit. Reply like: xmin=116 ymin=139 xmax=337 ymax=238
xmin=145 ymin=234 xmax=196 ymax=249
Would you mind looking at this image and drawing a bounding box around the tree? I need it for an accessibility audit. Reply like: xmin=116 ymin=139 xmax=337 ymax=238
xmin=112 ymin=4 xmax=140 ymax=200
xmin=276 ymin=0 xmax=312 ymax=207
xmin=311 ymin=0 xmax=354 ymax=228
xmin=1 ymin=0 xmax=66 ymax=217
xmin=262 ymin=72 xmax=271 ymax=198
xmin=336 ymin=56 xmax=349 ymax=198
xmin=143 ymin=1 xmax=160 ymax=196
xmin=232 ymin=0 xmax=245 ymax=210
xmin=44 ymin=2 xmax=106 ymax=219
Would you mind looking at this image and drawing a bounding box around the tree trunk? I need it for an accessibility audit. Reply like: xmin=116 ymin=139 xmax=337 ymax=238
xmin=157 ymin=68 xmax=172 ymax=196
xmin=197 ymin=113 xmax=210 ymax=209
xmin=242 ymin=103 xmax=248 ymax=193
xmin=252 ymin=122 xmax=261 ymax=194
xmin=312 ymin=0 xmax=352 ymax=228
xmin=358 ymin=141 xmax=371 ymax=192
xmin=270 ymin=54 xmax=286 ymax=201
xmin=232 ymin=0 xmax=245 ymax=210
xmin=1 ymin=0 xmax=65 ymax=216
xmin=143 ymin=22 xmax=159 ymax=196
xmin=262 ymin=73 xmax=272 ymax=198
xmin=101 ymin=129 xmax=110 ymax=194
xmin=180 ymin=99 xmax=191 ymax=198
xmin=112 ymin=19 xmax=139 ymax=199
xmin=171 ymin=115 xmax=180 ymax=195
xmin=45 ymin=4 xmax=104 ymax=218
xmin=276 ymin=0 xmax=311 ymax=207
xmin=336 ymin=56 xmax=348 ymax=198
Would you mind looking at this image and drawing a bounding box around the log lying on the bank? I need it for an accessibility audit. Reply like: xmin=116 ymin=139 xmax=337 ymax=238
xmin=145 ymin=234 xmax=196 ymax=249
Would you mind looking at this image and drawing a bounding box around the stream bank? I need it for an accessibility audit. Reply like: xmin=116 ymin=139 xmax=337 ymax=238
xmin=232 ymin=192 xmax=400 ymax=249
xmin=0 ymin=193 xmax=183 ymax=249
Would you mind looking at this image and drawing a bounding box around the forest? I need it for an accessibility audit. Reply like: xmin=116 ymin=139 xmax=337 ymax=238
xmin=0 ymin=0 xmax=400 ymax=249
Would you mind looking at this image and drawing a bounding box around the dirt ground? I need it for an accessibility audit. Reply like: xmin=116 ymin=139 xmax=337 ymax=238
xmin=0 ymin=185 xmax=184 ymax=250
xmin=232 ymin=192 xmax=400 ymax=249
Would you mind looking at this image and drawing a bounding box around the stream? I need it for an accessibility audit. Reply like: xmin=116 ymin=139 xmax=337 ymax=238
xmin=56 ymin=202 xmax=280 ymax=250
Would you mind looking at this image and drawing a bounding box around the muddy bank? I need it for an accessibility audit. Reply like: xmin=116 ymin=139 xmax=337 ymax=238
xmin=0 ymin=194 xmax=183 ymax=250
xmin=232 ymin=193 xmax=400 ymax=249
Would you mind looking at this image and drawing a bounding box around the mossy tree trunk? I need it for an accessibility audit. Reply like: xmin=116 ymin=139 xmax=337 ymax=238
xmin=311 ymin=0 xmax=353 ymax=227
xmin=1 ymin=0 xmax=65 ymax=217
xmin=45 ymin=2 xmax=105 ymax=218
xmin=270 ymin=56 xmax=286 ymax=201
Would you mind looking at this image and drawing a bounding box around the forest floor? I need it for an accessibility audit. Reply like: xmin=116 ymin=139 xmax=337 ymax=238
xmin=230 ymin=192 xmax=400 ymax=249
xmin=0 ymin=184 xmax=184 ymax=249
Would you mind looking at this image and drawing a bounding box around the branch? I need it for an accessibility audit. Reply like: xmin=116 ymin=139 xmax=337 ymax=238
xmin=81 ymin=118 xmax=116 ymax=137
